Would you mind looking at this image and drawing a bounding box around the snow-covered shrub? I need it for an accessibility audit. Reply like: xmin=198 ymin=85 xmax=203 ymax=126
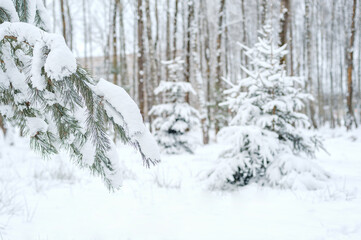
xmin=265 ymin=152 xmax=330 ymax=190
xmin=208 ymin=23 xmax=327 ymax=190
xmin=149 ymin=58 xmax=200 ymax=154
xmin=0 ymin=0 xmax=160 ymax=189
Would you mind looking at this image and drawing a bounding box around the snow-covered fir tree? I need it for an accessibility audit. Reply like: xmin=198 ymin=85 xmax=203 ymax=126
xmin=149 ymin=58 xmax=200 ymax=154
xmin=0 ymin=0 xmax=160 ymax=189
xmin=208 ymin=23 xmax=326 ymax=189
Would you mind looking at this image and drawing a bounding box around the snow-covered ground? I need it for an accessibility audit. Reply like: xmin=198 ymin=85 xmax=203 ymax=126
xmin=1 ymin=128 xmax=361 ymax=240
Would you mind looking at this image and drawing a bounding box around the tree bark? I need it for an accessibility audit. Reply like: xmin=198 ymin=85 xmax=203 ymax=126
xmin=329 ymin=0 xmax=336 ymax=128
xmin=117 ymin=0 xmax=128 ymax=88
xmin=346 ymin=0 xmax=358 ymax=130
xmin=82 ymin=0 xmax=88 ymax=67
xmin=185 ymin=0 xmax=194 ymax=103
xmin=202 ymin=0 xmax=211 ymax=144
xmin=60 ymin=0 xmax=67 ymax=43
xmin=173 ymin=0 xmax=179 ymax=58
xmin=261 ymin=0 xmax=267 ymax=25
xmin=215 ymin=0 xmax=226 ymax=134
xmin=279 ymin=0 xmax=289 ymax=66
xmin=305 ymin=0 xmax=318 ymax=129
xmin=145 ymin=0 xmax=157 ymax=109
xmin=65 ymin=0 xmax=73 ymax=50
xmin=165 ymin=0 xmax=171 ymax=62
xmin=137 ymin=0 xmax=146 ymax=119
xmin=112 ymin=0 xmax=118 ymax=85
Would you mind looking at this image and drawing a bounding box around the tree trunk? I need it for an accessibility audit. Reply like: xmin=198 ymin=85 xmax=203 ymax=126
xmin=60 ymin=0 xmax=67 ymax=43
xmin=82 ymin=0 xmax=88 ymax=67
xmin=346 ymin=0 xmax=358 ymax=130
xmin=137 ymin=0 xmax=146 ymax=119
xmin=117 ymin=0 xmax=128 ymax=88
xmin=65 ymin=0 xmax=73 ymax=50
xmin=261 ymin=0 xmax=267 ymax=25
xmin=305 ymin=0 xmax=318 ymax=129
xmin=202 ymin=0 xmax=211 ymax=144
xmin=88 ymin=0 xmax=94 ymax=72
xmin=215 ymin=0 xmax=226 ymax=134
xmin=185 ymin=0 xmax=194 ymax=103
xmin=279 ymin=0 xmax=289 ymax=66
xmin=173 ymin=0 xmax=179 ymax=58
xmin=329 ymin=0 xmax=336 ymax=128
xmin=112 ymin=0 xmax=118 ymax=85
xmin=165 ymin=0 xmax=171 ymax=80
xmin=145 ymin=0 xmax=157 ymax=110
xmin=241 ymin=0 xmax=247 ymax=78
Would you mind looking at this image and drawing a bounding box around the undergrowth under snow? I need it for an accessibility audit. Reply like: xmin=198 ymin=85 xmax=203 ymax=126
xmin=0 ymin=128 xmax=361 ymax=240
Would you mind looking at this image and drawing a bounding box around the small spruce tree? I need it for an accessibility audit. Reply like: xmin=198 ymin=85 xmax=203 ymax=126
xmin=149 ymin=58 xmax=200 ymax=154
xmin=0 ymin=0 xmax=160 ymax=189
xmin=208 ymin=23 xmax=325 ymax=189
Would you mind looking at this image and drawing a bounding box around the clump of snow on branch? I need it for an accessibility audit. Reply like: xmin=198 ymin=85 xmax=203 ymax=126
xmin=93 ymin=79 xmax=160 ymax=162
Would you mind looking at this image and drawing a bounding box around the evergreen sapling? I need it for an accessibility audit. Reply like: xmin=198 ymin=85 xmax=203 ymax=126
xmin=149 ymin=58 xmax=200 ymax=154
xmin=208 ymin=23 xmax=328 ymax=190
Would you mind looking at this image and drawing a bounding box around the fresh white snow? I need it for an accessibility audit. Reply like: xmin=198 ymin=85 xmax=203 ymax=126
xmin=0 ymin=127 xmax=361 ymax=240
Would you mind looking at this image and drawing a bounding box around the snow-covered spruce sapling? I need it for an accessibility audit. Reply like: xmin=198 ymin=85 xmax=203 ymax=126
xmin=0 ymin=0 xmax=160 ymax=189
xmin=149 ymin=58 xmax=200 ymax=154
xmin=208 ymin=23 xmax=325 ymax=189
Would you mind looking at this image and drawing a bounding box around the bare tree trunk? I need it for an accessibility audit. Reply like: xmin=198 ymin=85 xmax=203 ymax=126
xmin=215 ymin=0 xmax=226 ymax=134
xmin=241 ymin=0 xmax=247 ymax=78
xmin=329 ymin=0 xmax=336 ymax=128
xmin=137 ymin=0 xmax=146 ymax=120
xmin=279 ymin=0 xmax=289 ymax=66
xmin=82 ymin=0 xmax=88 ymax=67
xmin=60 ymin=0 xmax=67 ymax=43
xmin=103 ymin=3 xmax=112 ymax=81
xmin=315 ymin=2 xmax=322 ymax=126
xmin=132 ymin=2 xmax=137 ymax=99
xmin=145 ymin=0 xmax=157 ymax=110
xmin=261 ymin=0 xmax=267 ymax=25
xmin=173 ymin=0 xmax=179 ymax=58
xmin=165 ymin=0 xmax=171 ymax=79
xmin=279 ymin=0 xmax=289 ymax=46
xmin=192 ymin=2 xmax=207 ymax=145
xmin=65 ymin=0 xmax=73 ymax=50
xmin=305 ymin=0 xmax=318 ymax=129
xmin=88 ymin=1 xmax=94 ymax=72
xmin=112 ymin=0 xmax=118 ymax=85
xmin=202 ymin=0 xmax=211 ymax=144
xmin=346 ymin=0 xmax=358 ymax=130
xmin=117 ymin=0 xmax=128 ymax=88
xmin=289 ymin=1 xmax=294 ymax=76
xmin=154 ymin=0 xmax=161 ymax=87
xmin=185 ymin=0 xmax=194 ymax=103
xmin=52 ymin=0 xmax=56 ymax=32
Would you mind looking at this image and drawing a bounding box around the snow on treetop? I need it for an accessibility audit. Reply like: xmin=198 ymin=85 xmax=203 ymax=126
xmin=154 ymin=81 xmax=196 ymax=95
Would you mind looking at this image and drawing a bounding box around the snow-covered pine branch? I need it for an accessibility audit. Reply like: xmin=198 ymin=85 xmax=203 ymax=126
xmin=0 ymin=1 xmax=160 ymax=189
xmin=208 ymin=23 xmax=328 ymax=190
